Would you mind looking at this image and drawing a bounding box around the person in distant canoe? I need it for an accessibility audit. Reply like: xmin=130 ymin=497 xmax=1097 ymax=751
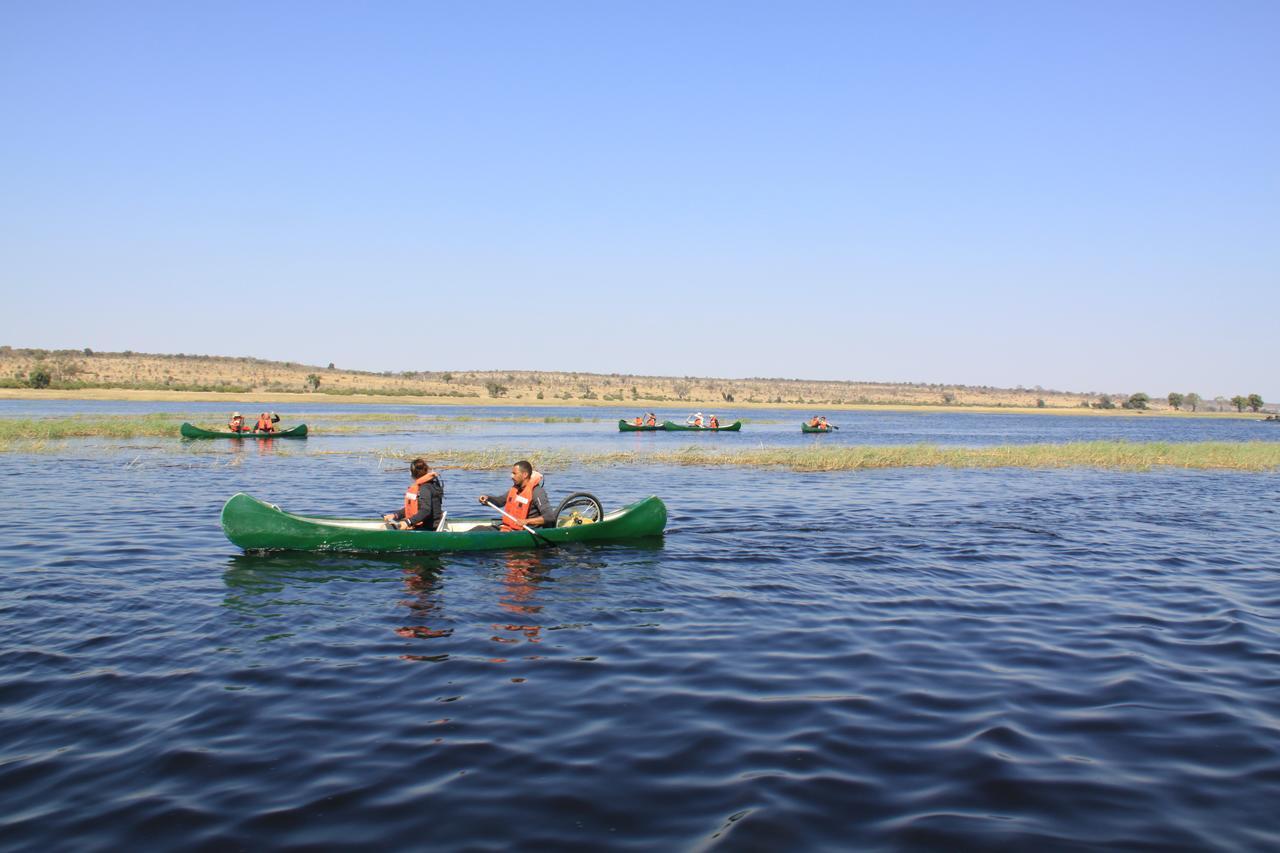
xmin=384 ymin=458 xmax=443 ymax=531
xmin=687 ymin=412 xmax=704 ymax=427
xmin=255 ymin=412 xmax=277 ymax=433
xmin=645 ymin=413 xmax=657 ymax=426
xmin=228 ymin=412 xmax=247 ymax=432
xmin=633 ymin=415 xmax=644 ymax=426
xmin=477 ymin=460 xmax=555 ymax=530
xmin=707 ymin=414 xmax=719 ymax=428
xmin=808 ymin=415 xmax=824 ymax=428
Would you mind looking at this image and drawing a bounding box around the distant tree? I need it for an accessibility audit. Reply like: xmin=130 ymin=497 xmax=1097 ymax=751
xmin=327 ymin=362 xmax=335 ymax=370
xmin=536 ymin=390 xmax=544 ymax=399
xmin=673 ymin=382 xmax=691 ymax=401
xmin=1125 ymin=392 xmax=1150 ymax=410
xmin=941 ymin=392 xmax=956 ymax=404
xmin=306 ymin=373 xmax=321 ymax=391
xmin=28 ymin=368 xmax=51 ymax=389
xmin=1230 ymin=395 xmax=1248 ymax=412
xmin=722 ymin=391 xmax=735 ymax=403
xmin=1097 ymin=395 xmax=1115 ymax=409
xmin=485 ymin=381 xmax=508 ymax=398
xmin=1248 ymin=393 xmax=1264 ymax=413
xmin=83 ymin=348 xmax=93 ymax=356
xmin=1184 ymin=392 xmax=1201 ymax=412
xmin=441 ymin=372 xmax=453 ymax=383
xmin=1167 ymin=392 xmax=1184 ymax=411
xmin=1036 ymin=398 xmax=1046 ymax=408
xmin=631 ymin=386 xmax=639 ymax=400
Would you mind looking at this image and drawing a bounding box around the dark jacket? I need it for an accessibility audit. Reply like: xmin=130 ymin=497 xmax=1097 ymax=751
xmin=389 ymin=476 xmax=444 ymax=530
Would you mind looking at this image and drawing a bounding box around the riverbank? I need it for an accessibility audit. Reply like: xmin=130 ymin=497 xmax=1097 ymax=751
xmin=0 ymin=388 xmax=1259 ymax=419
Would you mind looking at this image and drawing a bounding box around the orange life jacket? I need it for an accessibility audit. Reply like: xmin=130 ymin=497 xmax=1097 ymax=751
xmin=229 ymin=416 xmax=245 ymax=432
xmin=708 ymin=416 xmax=719 ymax=428
xmin=645 ymin=415 xmax=657 ymax=426
xmin=809 ymin=417 xmax=823 ymax=428
xmin=403 ymin=473 xmax=436 ymax=527
xmin=501 ymin=471 xmax=543 ymax=531
xmin=633 ymin=417 xmax=643 ymax=426
xmin=256 ymin=414 xmax=274 ymax=432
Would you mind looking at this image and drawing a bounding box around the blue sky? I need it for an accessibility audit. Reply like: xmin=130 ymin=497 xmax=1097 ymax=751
xmin=2 ymin=1 xmax=1276 ymax=398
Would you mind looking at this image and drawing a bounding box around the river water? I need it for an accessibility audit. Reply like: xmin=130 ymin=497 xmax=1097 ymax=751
xmin=1 ymin=403 xmax=1278 ymax=850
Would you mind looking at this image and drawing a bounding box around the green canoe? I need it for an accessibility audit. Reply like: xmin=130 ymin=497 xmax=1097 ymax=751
xmin=618 ymin=419 xmax=665 ymax=431
xmin=181 ymin=422 xmax=308 ymax=438
xmin=801 ymin=423 xmax=834 ymax=433
xmin=662 ymin=420 xmax=742 ymax=432
xmin=220 ymin=493 xmax=668 ymax=553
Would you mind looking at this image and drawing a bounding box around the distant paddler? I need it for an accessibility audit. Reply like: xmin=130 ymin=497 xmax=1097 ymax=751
xmin=631 ymin=413 xmax=658 ymax=427
xmin=254 ymin=412 xmax=279 ymax=433
xmin=686 ymin=412 xmax=705 ymax=427
xmin=477 ymin=460 xmax=555 ymax=531
xmin=228 ymin=412 xmax=247 ymax=433
xmin=384 ymin=458 xmax=443 ymax=531
xmin=707 ymin=414 xmax=719 ymax=429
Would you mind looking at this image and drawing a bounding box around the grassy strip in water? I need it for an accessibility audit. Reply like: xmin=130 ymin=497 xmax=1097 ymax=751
xmin=0 ymin=414 xmax=185 ymax=440
xmin=356 ymin=441 xmax=1280 ymax=472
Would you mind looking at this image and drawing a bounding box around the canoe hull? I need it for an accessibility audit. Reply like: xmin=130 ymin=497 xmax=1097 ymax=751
xmin=662 ymin=420 xmax=742 ymax=432
xmin=182 ymin=422 xmax=308 ymax=438
xmin=801 ymin=424 xmax=833 ymax=433
xmin=221 ymin=493 xmax=668 ymax=553
xmin=618 ymin=419 xmax=665 ymax=431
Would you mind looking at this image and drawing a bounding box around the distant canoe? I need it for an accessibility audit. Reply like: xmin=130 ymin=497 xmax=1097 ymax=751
xmin=801 ymin=423 xmax=834 ymax=433
xmin=181 ymin=422 xmax=308 ymax=439
xmin=662 ymin=420 xmax=742 ymax=432
xmin=220 ymin=492 xmax=667 ymax=553
xmin=618 ymin=419 xmax=665 ymax=432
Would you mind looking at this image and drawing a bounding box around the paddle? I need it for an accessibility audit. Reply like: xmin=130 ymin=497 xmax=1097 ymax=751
xmin=483 ymin=500 xmax=558 ymax=548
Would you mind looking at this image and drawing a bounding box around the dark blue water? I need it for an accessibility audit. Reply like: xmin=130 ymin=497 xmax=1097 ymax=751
xmin=2 ymin=409 xmax=1279 ymax=850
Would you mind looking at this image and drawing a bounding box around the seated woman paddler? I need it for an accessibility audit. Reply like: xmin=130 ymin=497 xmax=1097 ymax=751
xmin=384 ymin=458 xmax=443 ymax=531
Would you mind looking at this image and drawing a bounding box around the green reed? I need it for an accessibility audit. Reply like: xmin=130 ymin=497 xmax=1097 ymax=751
xmin=348 ymin=441 xmax=1280 ymax=472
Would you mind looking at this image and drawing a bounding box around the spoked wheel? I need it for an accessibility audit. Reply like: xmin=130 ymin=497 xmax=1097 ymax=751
xmin=555 ymin=492 xmax=604 ymax=527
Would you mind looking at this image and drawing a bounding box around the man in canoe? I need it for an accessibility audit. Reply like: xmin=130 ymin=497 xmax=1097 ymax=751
xmin=384 ymin=458 xmax=443 ymax=531
xmin=645 ymin=412 xmax=657 ymax=426
xmin=686 ymin=412 xmax=704 ymax=427
xmin=228 ymin=412 xmax=247 ymax=433
xmin=707 ymin=414 xmax=719 ymax=428
xmin=477 ymin=460 xmax=555 ymax=530
xmin=255 ymin=412 xmax=277 ymax=433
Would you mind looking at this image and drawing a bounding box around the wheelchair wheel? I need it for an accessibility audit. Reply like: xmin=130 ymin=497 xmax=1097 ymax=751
xmin=554 ymin=492 xmax=604 ymax=527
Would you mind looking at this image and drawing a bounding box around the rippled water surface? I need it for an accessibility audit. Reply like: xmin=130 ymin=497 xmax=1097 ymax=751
xmin=2 ymin=406 xmax=1279 ymax=850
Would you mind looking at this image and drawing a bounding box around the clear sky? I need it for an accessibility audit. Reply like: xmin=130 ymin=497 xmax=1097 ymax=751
xmin=2 ymin=1 xmax=1276 ymax=399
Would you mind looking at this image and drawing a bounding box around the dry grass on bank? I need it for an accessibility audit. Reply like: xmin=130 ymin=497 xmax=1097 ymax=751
xmin=2 ymin=347 xmax=1146 ymax=410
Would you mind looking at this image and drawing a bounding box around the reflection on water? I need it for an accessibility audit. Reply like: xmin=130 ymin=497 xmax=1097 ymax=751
xmin=1 ymin=443 xmax=1279 ymax=850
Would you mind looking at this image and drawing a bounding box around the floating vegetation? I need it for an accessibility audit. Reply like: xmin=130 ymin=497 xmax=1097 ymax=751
xmin=0 ymin=414 xmax=184 ymax=441
xmin=345 ymin=441 xmax=1280 ymax=472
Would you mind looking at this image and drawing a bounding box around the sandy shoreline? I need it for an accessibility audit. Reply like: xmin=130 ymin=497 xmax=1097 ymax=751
xmin=0 ymin=387 xmax=1261 ymax=419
